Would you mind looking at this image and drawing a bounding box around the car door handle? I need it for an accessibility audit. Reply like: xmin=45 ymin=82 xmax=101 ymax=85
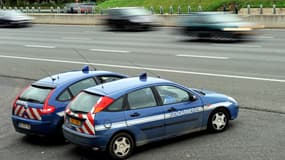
xmin=130 ymin=112 xmax=140 ymax=117
xmin=168 ymin=107 xmax=177 ymax=112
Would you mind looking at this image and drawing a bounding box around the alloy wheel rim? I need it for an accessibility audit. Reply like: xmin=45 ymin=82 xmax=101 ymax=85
xmin=113 ymin=136 xmax=131 ymax=157
xmin=212 ymin=112 xmax=227 ymax=130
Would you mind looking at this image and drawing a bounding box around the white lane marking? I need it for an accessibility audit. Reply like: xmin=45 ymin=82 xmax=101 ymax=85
xmin=211 ymin=44 xmax=261 ymax=48
xmin=61 ymin=37 xmax=92 ymax=40
xmin=24 ymin=45 xmax=56 ymax=49
xmin=176 ymin=54 xmax=229 ymax=60
xmin=89 ymin=48 xmax=130 ymax=53
xmin=0 ymin=55 xmax=285 ymax=83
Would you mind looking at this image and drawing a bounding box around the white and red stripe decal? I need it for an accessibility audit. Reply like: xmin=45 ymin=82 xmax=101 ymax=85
xmin=65 ymin=109 xmax=95 ymax=135
xmin=13 ymin=105 xmax=42 ymax=121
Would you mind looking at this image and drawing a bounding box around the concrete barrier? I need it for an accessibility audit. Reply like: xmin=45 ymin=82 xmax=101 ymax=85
xmin=30 ymin=14 xmax=285 ymax=28
xmin=31 ymin=14 xmax=105 ymax=25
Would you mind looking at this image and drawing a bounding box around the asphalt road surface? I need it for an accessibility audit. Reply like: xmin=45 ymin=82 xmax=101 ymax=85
xmin=0 ymin=25 xmax=284 ymax=160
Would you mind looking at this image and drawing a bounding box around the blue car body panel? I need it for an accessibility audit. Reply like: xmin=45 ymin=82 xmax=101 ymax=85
xmin=63 ymin=77 xmax=239 ymax=150
xmin=12 ymin=70 xmax=127 ymax=136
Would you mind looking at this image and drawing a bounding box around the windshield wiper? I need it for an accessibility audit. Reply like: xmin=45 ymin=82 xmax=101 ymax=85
xmin=19 ymin=97 xmax=43 ymax=103
xmin=70 ymin=109 xmax=88 ymax=114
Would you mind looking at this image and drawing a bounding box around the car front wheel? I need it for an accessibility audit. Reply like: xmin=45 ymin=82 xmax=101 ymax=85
xmin=208 ymin=108 xmax=229 ymax=132
xmin=108 ymin=132 xmax=134 ymax=159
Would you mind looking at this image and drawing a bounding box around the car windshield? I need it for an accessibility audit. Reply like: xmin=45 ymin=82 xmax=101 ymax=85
xmin=69 ymin=92 xmax=101 ymax=113
xmin=19 ymin=85 xmax=52 ymax=104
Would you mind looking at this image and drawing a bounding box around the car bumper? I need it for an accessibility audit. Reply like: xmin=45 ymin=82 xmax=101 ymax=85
xmin=12 ymin=115 xmax=58 ymax=136
xmin=63 ymin=125 xmax=108 ymax=151
xmin=229 ymin=105 xmax=239 ymax=120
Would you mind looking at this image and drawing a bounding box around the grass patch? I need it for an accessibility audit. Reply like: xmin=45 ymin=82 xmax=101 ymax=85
xmin=97 ymin=0 xmax=285 ymax=13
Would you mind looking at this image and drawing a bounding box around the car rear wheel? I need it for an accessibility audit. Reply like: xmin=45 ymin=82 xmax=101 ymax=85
xmin=108 ymin=132 xmax=134 ymax=160
xmin=208 ymin=108 xmax=229 ymax=132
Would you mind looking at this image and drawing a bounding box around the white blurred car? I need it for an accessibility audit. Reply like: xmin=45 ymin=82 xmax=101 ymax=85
xmin=0 ymin=10 xmax=33 ymax=27
xmin=105 ymin=7 xmax=160 ymax=31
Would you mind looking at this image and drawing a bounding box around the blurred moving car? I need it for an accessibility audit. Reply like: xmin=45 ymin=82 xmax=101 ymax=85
xmin=65 ymin=2 xmax=95 ymax=13
xmin=0 ymin=10 xmax=33 ymax=27
xmin=105 ymin=7 xmax=158 ymax=31
xmin=12 ymin=66 xmax=127 ymax=137
xmin=178 ymin=12 xmax=261 ymax=40
xmin=63 ymin=73 xmax=239 ymax=159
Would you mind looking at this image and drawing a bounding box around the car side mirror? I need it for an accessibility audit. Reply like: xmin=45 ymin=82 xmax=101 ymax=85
xmin=189 ymin=95 xmax=197 ymax=102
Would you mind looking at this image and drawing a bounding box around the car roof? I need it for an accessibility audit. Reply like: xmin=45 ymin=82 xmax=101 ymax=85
xmin=32 ymin=70 xmax=125 ymax=88
xmin=85 ymin=76 xmax=176 ymax=98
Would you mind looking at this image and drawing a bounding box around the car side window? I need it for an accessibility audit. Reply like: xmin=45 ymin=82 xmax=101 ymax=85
xmin=69 ymin=78 xmax=97 ymax=96
xmin=106 ymin=97 xmax=124 ymax=112
xmin=57 ymin=89 xmax=72 ymax=101
xmin=128 ymin=88 xmax=157 ymax=110
xmin=156 ymin=86 xmax=189 ymax=105
xmin=97 ymin=76 xmax=123 ymax=84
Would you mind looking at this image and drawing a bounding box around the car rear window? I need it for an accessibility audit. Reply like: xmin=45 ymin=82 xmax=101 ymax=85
xmin=19 ymin=85 xmax=53 ymax=104
xmin=70 ymin=92 xmax=101 ymax=113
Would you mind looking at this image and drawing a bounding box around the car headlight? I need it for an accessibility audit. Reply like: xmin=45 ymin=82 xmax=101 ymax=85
xmin=227 ymin=96 xmax=238 ymax=104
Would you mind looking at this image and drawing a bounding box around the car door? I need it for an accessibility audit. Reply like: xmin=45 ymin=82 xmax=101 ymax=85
xmin=155 ymin=85 xmax=203 ymax=136
xmin=124 ymin=87 xmax=165 ymax=141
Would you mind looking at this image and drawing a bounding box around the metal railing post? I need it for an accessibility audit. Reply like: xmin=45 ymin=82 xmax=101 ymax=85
xmin=92 ymin=6 xmax=95 ymax=14
xmin=160 ymin=6 xmax=163 ymax=14
xmin=247 ymin=4 xmax=250 ymax=15
xmin=26 ymin=6 xmax=29 ymax=13
xmin=198 ymin=5 xmax=202 ymax=12
xmin=150 ymin=6 xmax=154 ymax=14
xmin=178 ymin=5 xmax=181 ymax=14
xmin=57 ymin=6 xmax=60 ymax=14
xmin=273 ymin=4 xmax=276 ymax=14
xmin=169 ymin=6 xmax=173 ymax=14
xmin=188 ymin=5 xmax=191 ymax=14
xmin=77 ymin=6 xmax=80 ymax=14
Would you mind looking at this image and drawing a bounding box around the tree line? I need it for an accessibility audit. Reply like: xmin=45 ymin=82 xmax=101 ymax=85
xmin=0 ymin=0 xmax=99 ymax=7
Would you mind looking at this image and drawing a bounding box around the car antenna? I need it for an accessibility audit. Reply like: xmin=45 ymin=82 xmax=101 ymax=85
xmin=39 ymin=68 xmax=56 ymax=82
xmin=73 ymin=48 xmax=97 ymax=71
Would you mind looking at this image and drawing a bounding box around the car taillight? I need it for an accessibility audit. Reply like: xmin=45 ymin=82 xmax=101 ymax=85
xmin=12 ymin=85 xmax=30 ymax=108
xmin=41 ymin=89 xmax=56 ymax=115
xmin=93 ymin=96 xmax=114 ymax=114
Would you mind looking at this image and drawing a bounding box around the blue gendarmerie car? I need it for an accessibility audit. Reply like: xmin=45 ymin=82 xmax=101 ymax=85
xmin=11 ymin=66 xmax=127 ymax=137
xmin=63 ymin=73 xmax=239 ymax=159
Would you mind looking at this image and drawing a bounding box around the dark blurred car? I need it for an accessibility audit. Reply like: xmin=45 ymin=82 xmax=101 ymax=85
xmin=105 ymin=7 xmax=158 ymax=31
xmin=0 ymin=10 xmax=32 ymax=27
xmin=65 ymin=2 xmax=95 ymax=13
xmin=179 ymin=12 xmax=261 ymax=40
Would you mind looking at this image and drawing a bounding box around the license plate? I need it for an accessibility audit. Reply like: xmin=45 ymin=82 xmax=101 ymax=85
xmin=70 ymin=118 xmax=81 ymax=126
xmin=18 ymin=122 xmax=31 ymax=130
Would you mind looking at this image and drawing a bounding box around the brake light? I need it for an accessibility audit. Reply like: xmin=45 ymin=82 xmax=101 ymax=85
xmin=93 ymin=96 xmax=114 ymax=114
xmin=12 ymin=85 xmax=30 ymax=108
xmin=41 ymin=89 xmax=56 ymax=115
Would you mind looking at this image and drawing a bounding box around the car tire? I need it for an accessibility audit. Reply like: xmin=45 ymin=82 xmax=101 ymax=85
xmin=108 ymin=132 xmax=134 ymax=160
xmin=207 ymin=108 xmax=229 ymax=133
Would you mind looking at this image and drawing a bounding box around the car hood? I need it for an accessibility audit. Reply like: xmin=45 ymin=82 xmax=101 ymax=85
xmin=191 ymin=88 xmax=237 ymax=105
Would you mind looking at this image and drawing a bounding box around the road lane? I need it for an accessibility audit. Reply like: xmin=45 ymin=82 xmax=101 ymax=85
xmin=0 ymin=25 xmax=284 ymax=113
xmin=0 ymin=25 xmax=285 ymax=160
